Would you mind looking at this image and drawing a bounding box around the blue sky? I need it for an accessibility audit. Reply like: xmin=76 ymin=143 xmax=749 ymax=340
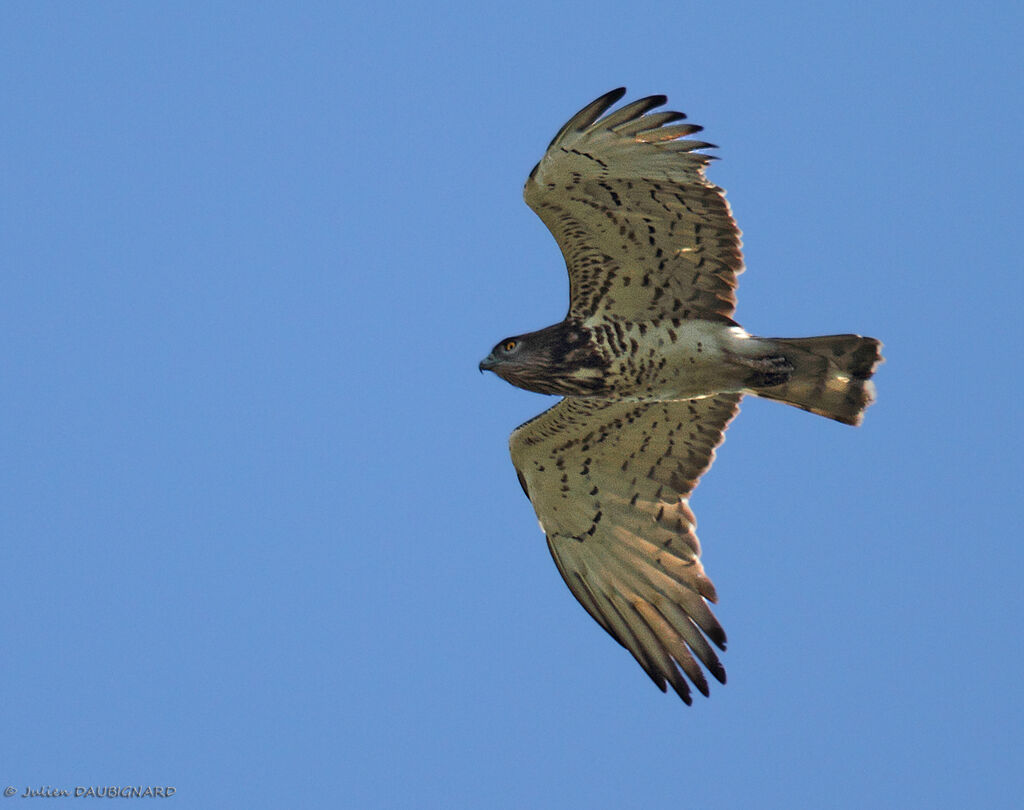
xmin=2 ymin=2 xmax=1021 ymax=807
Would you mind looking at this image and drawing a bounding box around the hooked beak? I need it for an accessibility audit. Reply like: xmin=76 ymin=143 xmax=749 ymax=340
xmin=479 ymin=354 xmax=497 ymax=373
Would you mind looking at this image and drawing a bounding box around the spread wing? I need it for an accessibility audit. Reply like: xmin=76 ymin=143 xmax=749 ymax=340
xmin=524 ymin=88 xmax=743 ymax=323
xmin=510 ymin=394 xmax=741 ymax=703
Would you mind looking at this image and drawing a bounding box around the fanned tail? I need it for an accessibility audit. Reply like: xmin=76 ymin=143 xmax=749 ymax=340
xmin=747 ymin=335 xmax=883 ymax=426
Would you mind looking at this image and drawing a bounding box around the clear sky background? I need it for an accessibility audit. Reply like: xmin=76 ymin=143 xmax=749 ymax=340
xmin=2 ymin=2 xmax=1021 ymax=808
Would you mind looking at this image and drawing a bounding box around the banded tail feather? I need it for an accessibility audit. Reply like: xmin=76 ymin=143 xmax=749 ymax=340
xmin=749 ymin=334 xmax=883 ymax=426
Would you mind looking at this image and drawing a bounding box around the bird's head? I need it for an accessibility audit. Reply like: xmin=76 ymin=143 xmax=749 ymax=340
xmin=479 ymin=322 xmax=609 ymax=396
xmin=479 ymin=334 xmax=543 ymax=389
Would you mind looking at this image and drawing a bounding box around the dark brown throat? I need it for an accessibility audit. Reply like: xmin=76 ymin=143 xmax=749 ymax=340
xmin=504 ymin=320 xmax=610 ymax=396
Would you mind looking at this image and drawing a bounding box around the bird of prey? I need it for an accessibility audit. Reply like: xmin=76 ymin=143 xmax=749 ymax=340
xmin=479 ymin=88 xmax=882 ymax=704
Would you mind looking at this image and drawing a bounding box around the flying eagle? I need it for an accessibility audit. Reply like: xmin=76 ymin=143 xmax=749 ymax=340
xmin=479 ymin=89 xmax=882 ymax=704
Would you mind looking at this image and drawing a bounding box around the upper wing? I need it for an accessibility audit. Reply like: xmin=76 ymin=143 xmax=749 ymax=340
xmin=510 ymin=394 xmax=741 ymax=703
xmin=524 ymin=88 xmax=743 ymax=323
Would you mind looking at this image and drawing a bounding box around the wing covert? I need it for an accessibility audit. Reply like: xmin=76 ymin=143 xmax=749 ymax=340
xmin=509 ymin=394 xmax=741 ymax=703
xmin=524 ymin=89 xmax=744 ymax=324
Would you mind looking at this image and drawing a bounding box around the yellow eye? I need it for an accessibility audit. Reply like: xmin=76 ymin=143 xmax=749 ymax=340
xmin=504 ymin=340 xmax=517 ymax=352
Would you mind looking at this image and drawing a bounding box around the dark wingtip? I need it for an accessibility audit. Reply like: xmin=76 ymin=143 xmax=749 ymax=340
xmin=546 ymin=87 xmax=628 ymax=150
xmin=672 ymin=682 xmax=694 ymax=705
xmin=697 ymin=574 xmax=718 ymax=602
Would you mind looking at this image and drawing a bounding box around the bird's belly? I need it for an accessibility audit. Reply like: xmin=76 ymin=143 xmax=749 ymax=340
xmin=606 ymin=321 xmax=751 ymax=400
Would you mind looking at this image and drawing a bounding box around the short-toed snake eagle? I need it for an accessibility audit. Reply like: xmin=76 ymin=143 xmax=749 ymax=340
xmin=480 ymin=89 xmax=882 ymax=703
